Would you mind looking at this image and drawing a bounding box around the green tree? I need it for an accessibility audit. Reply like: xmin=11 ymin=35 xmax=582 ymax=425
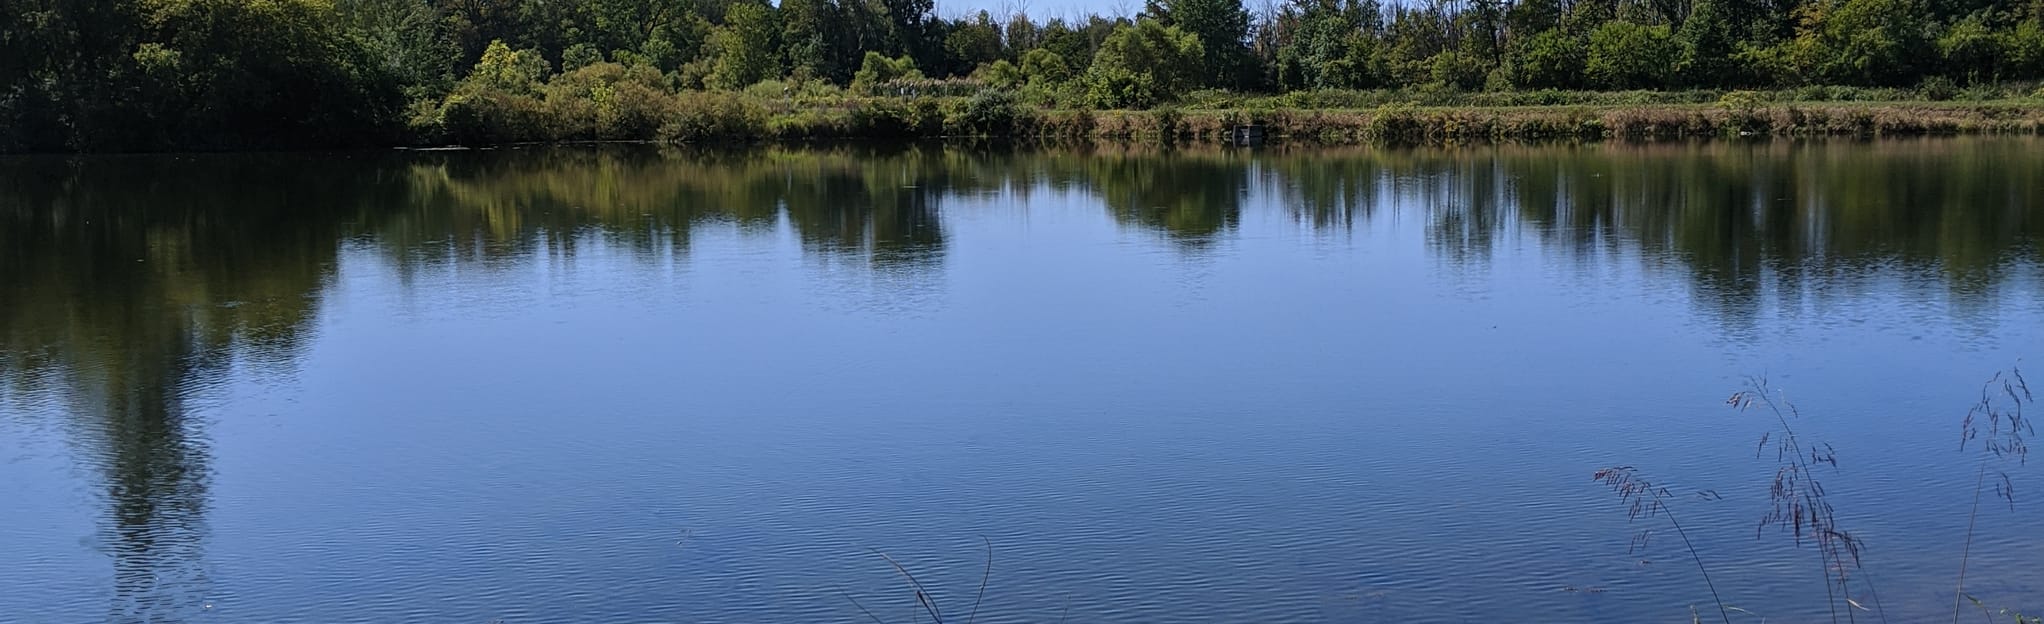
xmin=338 ymin=0 xmax=455 ymax=100
xmin=2009 ymin=17 xmax=2044 ymax=77
xmin=1020 ymin=48 xmax=1074 ymax=86
xmin=1586 ymin=21 xmax=1679 ymax=88
xmin=1144 ymin=0 xmax=1253 ymax=88
xmin=1508 ymin=28 xmax=1586 ymax=88
xmin=466 ymin=39 xmax=551 ymax=95
xmin=1085 ymin=18 xmax=1204 ymax=107
xmin=1785 ymin=0 xmax=1933 ymax=85
xmin=943 ymin=11 xmax=1005 ymax=76
xmin=1273 ymin=0 xmax=1386 ymax=90
xmin=779 ymin=0 xmax=835 ymax=82
xmin=1938 ymin=11 xmax=2003 ymax=80
xmin=130 ymin=0 xmax=407 ymax=148
xmin=705 ymin=2 xmax=781 ymax=90
xmin=1676 ymin=0 xmax=1752 ymax=86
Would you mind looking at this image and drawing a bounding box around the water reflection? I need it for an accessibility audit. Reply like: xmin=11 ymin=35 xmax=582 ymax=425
xmin=1 ymin=138 xmax=2040 ymax=621
xmin=0 ymin=154 xmax=391 ymax=622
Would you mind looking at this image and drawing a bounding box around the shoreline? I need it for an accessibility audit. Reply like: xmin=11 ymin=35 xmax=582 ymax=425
xmin=1068 ymin=100 xmax=2044 ymax=143
xmin=6 ymin=100 xmax=2043 ymax=156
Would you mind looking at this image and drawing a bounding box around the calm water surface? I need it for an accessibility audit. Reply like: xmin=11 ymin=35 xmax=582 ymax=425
xmin=3 ymin=140 xmax=2042 ymax=623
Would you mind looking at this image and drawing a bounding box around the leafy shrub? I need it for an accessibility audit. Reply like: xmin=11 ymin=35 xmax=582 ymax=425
xmin=1020 ymin=49 xmax=1074 ymax=87
xmin=543 ymin=62 xmax=674 ymax=140
xmin=1151 ymin=105 xmax=1183 ymax=138
xmin=1085 ymin=66 xmax=1160 ymax=109
xmin=1429 ymin=51 xmax=1488 ymax=90
xmin=957 ymin=89 xmax=1027 ymax=135
xmin=439 ymin=90 xmax=548 ymax=144
xmin=852 ymin=53 xmax=925 ymax=94
xmin=972 ymin=60 xmax=1023 ymax=89
xmin=1917 ymin=75 xmax=1958 ymax=101
xmin=659 ymin=91 xmax=768 ymax=142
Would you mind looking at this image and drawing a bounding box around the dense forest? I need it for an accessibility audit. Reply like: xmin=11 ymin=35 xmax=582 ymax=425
xmin=4 ymin=0 xmax=2044 ymax=151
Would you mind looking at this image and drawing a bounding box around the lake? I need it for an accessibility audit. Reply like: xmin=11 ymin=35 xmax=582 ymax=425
xmin=3 ymin=139 xmax=2041 ymax=624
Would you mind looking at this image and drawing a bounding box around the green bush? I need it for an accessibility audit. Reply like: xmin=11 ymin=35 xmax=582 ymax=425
xmin=1151 ymin=105 xmax=1183 ymax=138
xmin=846 ymin=99 xmax=916 ymax=137
xmin=543 ymin=62 xmax=674 ymax=140
xmin=957 ymin=89 xmax=1027 ymax=135
xmin=659 ymin=91 xmax=768 ymax=142
xmin=1429 ymin=51 xmax=1489 ymax=91
xmin=1085 ymin=65 xmax=1161 ymax=109
xmin=852 ymin=53 xmax=925 ymax=94
xmin=972 ymin=60 xmax=1023 ymax=89
xmin=439 ymin=90 xmax=548 ymax=145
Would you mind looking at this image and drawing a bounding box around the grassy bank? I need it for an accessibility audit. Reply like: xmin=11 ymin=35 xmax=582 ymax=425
xmin=413 ymin=80 xmax=2044 ymax=147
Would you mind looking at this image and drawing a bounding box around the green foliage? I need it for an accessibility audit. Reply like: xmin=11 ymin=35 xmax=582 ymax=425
xmin=1430 ymin=50 xmax=1489 ymax=90
xmin=1085 ymin=19 xmax=1204 ymax=108
xmin=543 ymin=61 xmax=673 ymax=140
xmin=943 ymin=11 xmax=1005 ymax=76
xmin=1145 ymin=0 xmax=1254 ymax=88
xmin=337 ymin=0 xmax=455 ymax=99
xmin=844 ymin=97 xmax=944 ymax=137
xmin=1275 ymin=0 xmax=1386 ymax=91
xmin=466 ymin=40 xmax=551 ymax=96
xmin=1938 ymin=13 xmax=2000 ymax=81
xmin=6 ymin=0 xmax=2044 ymax=151
xmin=660 ymin=90 xmax=768 ymax=142
xmin=1587 ymin=22 xmax=1679 ymax=89
xmin=957 ymin=88 xmax=1027 ymax=134
xmin=1020 ymin=49 xmax=1074 ymax=87
xmin=563 ymin=43 xmax=605 ymax=71
xmin=1788 ymin=0 xmax=1935 ymax=85
xmin=1676 ymin=0 xmax=1748 ymax=86
xmin=972 ymin=60 xmax=1023 ymax=89
xmin=2006 ymin=18 xmax=2044 ymax=76
xmin=706 ymin=3 xmax=782 ymax=91
xmin=852 ymin=52 xmax=926 ymax=94
xmin=1508 ymin=29 xmax=1586 ymax=89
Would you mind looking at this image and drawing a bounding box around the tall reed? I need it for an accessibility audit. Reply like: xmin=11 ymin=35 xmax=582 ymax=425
xmin=1592 ymin=466 xmax=1733 ymax=624
xmin=1729 ymin=378 xmax=1875 ymax=623
xmin=1953 ymin=368 xmax=2033 ymax=621
xmin=1595 ymin=366 xmax=2036 ymax=623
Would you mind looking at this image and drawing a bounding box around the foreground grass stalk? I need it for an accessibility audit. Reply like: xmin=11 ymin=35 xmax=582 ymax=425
xmin=1593 ymin=466 xmax=1734 ymax=624
xmin=1952 ymin=368 xmax=2033 ymax=623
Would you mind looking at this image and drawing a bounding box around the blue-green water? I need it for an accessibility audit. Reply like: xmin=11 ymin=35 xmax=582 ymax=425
xmin=3 ymin=140 xmax=2042 ymax=623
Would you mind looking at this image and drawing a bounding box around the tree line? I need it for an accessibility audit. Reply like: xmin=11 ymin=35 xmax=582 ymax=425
xmin=4 ymin=0 xmax=2043 ymax=151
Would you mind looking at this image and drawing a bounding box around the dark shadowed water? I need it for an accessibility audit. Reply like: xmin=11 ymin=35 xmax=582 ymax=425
xmin=3 ymin=139 xmax=2042 ymax=624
